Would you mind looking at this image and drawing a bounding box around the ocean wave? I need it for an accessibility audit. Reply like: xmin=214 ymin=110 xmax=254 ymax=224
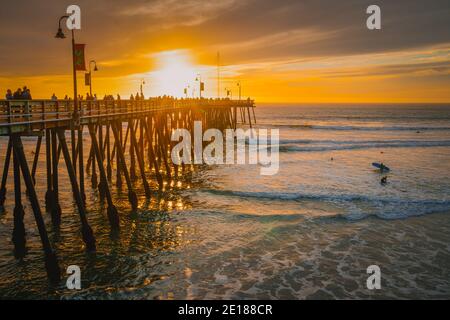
xmin=278 ymin=140 xmax=450 ymax=152
xmin=200 ymin=188 xmax=448 ymax=204
xmin=197 ymin=189 xmax=450 ymax=221
xmin=276 ymin=139 xmax=450 ymax=146
xmin=262 ymin=124 xmax=450 ymax=131
xmin=259 ymin=115 xmax=450 ymax=121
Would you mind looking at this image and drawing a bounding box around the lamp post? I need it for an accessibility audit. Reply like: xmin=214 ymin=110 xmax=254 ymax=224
xmin=55 ymin=14 xmax=85 ymax=199
xmin=140 ymin=79 xmax=145 ymax=98
xmin=195 ymin=74 xmax=202 ymax=99
xmin=234 ymin=81 xmax=242 ymax=129
xmin=237 ymin=81 xmax=242 ymax=101
xmin=55 ymin=15 xmax=79 ymax=117
xmin=88 ymin=60 xmax=98 ymax=97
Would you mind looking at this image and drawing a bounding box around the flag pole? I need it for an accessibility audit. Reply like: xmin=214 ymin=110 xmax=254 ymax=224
xmin=217 ymin=52 xmax=220 ymax=99
xmin=71 ymin=29 xmax=78 ymax=117
xmin=71 ymin=30 xmax=85 ymax=199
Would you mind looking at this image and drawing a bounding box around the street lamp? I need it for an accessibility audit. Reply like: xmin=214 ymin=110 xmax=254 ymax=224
xmin=55 ymin=14 xmax=85 ymax=199
xmin=140 ymin=79 xmax=146 ymax=98
xmin=55 ymin=27 xmax=66 ymax=39
xmin=195 ymin=74 xmax=202 ymax=99
xmin=237 ymin=81 xmax=242 ymax=101
xmin=88 ymin=60 xmax=98 ymax=96
xmin=55 ymin=15 xmax=79 ymax=117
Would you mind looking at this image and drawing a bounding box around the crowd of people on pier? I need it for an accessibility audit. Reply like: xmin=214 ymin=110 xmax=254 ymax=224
xmin=4 ymin=88 xmax=251 ymax=103
xmin=5 ymin=87 xmax=32 ymax=100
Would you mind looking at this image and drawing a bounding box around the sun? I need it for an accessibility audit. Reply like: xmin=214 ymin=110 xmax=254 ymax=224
xmin=151 ymin=50 xmax=196 ymax=97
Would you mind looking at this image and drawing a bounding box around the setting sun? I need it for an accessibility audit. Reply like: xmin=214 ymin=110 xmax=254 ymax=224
xmin=150 ymin=50 xmax=197 ymax=97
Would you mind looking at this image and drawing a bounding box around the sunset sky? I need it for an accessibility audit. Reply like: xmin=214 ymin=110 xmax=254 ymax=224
xmin=0 ymin=0 xmax=449 ymax=102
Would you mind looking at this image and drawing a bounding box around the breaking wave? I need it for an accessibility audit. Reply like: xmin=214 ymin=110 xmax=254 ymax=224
xmin=277 ymin=140 xmax=450 ymax=152
xmin=197 ymin=189 xmax=450 ymax=221
xmin=264 ymin=124 xmax=450 ymax=131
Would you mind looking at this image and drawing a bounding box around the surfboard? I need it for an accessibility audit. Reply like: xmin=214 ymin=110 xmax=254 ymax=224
xmin=372 ymin=162 xmax=390 ymax=171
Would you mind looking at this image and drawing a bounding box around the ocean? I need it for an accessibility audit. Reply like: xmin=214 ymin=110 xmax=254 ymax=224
xmin=0 ymin=104 xmax=450 ymax=299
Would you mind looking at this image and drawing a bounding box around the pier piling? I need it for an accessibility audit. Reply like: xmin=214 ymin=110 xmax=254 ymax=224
xmin=0 ymin=97 xmax=255 ymax=281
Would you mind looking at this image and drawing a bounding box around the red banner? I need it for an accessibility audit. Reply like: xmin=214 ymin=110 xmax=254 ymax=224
xmin=74 ymin=44 xmax=86 ymax=71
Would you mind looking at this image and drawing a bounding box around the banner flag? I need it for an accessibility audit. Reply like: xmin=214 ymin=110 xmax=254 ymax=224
xmin=85 ymin=73 xmax=91 ymax=86
xmin=74 ymin=44 xmax=86 ymax=71
xmin=200 ymin=82 xmax=205 ymax=91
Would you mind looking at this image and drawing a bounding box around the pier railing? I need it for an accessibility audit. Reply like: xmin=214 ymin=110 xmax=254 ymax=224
xmin=0 ymin=98 xmax=255 ymax=135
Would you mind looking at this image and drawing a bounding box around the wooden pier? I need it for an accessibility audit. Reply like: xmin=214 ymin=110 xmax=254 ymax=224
xmin=0 ymin=97 xmax=256 ymax=283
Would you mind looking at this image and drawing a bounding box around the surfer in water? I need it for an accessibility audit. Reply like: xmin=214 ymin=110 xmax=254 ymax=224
xmin=372 ymin=162 xmax=390 ymax=172
xmin=381 ymin=176 xmax=388 ymax=184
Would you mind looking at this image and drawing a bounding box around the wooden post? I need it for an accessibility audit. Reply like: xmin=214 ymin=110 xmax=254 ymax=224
xmin=51 ymin=129 xmax=62 ymax=227
xmin=130 ymin=119 xmax=151 ymax=198
xmin=91 ymin=125 xmax=98 ymax=188
xmin=0 ymin=138 xmax=12 ymax=211
xmin=155 ymin=116 xmax=171 ymax=178
xmin=86 ymin=144 xmax=94 ymax=173
xmin=106 ymin=124 xmax=112 ymax=181
xmin=111 ymin=122 xmax=138 ymax=210
xmin=116 ymin=123 xmax=123 ymax=187
xmin=45 ymin=129 xmax=53 ymax=212
xmin=78 ymin=125 xmax=86 ymax=201
xmin=87 ymin=124 xmax=120 ymax=230
xmin=97 ymin=124 xmax=106 ymax=199
xmin=129 ymin=120 xmax=137 ymax=181
xmin=71 ymin=124 xmax=76 ymax=174
xmin=31 ymin=135 xmax=42 ymax=185
xmin=56 ymin=129 xmax=96 ymax=252
xmin=11 ymin=134 xmax=61 ymax=284
xmin=12 ymin=145 xmax=26 ymax=258
xmin=142 ymin=118 xmax=163 ymax=189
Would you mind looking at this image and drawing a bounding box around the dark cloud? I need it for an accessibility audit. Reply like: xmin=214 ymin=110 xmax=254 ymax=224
xmin=0 ymin=0 xmax=449 ymax=76
xmin=321 ymin=60 xmax=450 ymax=78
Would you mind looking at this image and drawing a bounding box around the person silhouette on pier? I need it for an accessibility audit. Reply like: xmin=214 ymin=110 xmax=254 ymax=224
xmin=13 ymin=88 xmax=22 ymax=99
xmin=21 ymin=86 xmax=32 ymax=100
xmin=5 ymin=89 xmax=13 ymax=100
xmin=51 ymin=93 xmax=57 ymax=101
